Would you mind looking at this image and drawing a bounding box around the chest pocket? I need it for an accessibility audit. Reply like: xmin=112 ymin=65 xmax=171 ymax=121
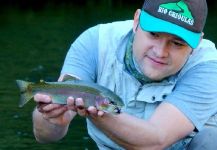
xmin=124 ymin=81 xmax=176 ymax=119
xmin=136 ymin=81 xmax=175 ymax=103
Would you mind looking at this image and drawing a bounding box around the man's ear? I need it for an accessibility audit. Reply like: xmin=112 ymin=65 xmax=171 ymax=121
xmin=133 ymin=9 xmax=141 ymax=33
xmin=200 ymin=32 xmax=204 ymax=42
xmin=193 ymin=32 xmax=203 ymax=50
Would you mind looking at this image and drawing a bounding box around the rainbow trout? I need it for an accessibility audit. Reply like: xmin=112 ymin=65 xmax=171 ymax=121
xmin=16 ymin=77 xmax=123 ymax=114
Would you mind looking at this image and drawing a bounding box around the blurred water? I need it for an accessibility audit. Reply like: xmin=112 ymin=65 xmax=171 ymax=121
xmin=0 ymin=3 xmax=216 ymax=150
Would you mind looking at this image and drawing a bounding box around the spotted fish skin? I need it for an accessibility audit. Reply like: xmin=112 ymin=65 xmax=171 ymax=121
xmin=16 ymin=79 xmax=123 ymax=114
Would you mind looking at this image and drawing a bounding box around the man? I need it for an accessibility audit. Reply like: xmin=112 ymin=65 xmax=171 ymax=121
xmin=33 ymin=0 xmax=217 ymax=149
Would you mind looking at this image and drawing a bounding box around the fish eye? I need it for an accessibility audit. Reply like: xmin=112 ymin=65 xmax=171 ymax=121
xmin=114 ymin=107 xmax=121 ymax=114
xmin=109 ymin=101 xmax=116 ymax=105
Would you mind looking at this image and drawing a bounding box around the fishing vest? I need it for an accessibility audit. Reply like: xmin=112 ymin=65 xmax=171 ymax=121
xmin=87 ymin=20 xmax=217 ymax=149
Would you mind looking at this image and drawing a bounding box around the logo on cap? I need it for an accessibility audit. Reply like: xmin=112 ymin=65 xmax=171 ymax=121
xmin=157 ymin=0 xmax=194 ymax=26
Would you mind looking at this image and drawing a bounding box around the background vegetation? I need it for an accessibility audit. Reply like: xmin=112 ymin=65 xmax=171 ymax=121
xmin=0 ymin=1 xmax=216 ymax=150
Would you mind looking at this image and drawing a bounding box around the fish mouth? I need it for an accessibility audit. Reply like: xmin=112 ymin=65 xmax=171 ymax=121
xmin=113 ymin=107 xmax=121 ymax=114
xmin=108 ymin=101 xmax=122 ymax=114
xmin=98 ymin=103 xmax=122 ymax=114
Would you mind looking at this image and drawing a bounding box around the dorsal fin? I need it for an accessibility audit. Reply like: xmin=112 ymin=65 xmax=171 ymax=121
xmin=62 ymin=74 xmax=80 ymax=82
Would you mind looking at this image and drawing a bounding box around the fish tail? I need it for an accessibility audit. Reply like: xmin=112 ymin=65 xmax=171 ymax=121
xmin=16 ymin=80 xmax=33 ymax=107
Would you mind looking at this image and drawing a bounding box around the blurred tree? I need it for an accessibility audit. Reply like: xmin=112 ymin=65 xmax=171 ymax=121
xmin=0 ymin=0 xmax=216 ymax=11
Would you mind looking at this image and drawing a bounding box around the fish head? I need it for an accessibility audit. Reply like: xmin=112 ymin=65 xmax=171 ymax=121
xmin=96 ymin=97 xmax=122 ymax=114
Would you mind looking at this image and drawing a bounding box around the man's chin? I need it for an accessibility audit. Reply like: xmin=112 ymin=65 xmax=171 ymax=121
xmin=145 ymin=73 xmax=166 ymax=82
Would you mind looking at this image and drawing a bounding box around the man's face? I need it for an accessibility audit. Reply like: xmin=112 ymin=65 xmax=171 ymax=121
xmin=132 ymin=26 xmax=192 ymax=81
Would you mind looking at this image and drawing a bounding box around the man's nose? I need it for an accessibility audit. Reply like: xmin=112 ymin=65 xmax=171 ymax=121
xmin=153 ymin=42 xmax=169 ymax=58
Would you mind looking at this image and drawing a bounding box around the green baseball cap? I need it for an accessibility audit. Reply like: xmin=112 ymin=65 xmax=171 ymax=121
xmin=139 ymin=0 xmax=208 ymax=49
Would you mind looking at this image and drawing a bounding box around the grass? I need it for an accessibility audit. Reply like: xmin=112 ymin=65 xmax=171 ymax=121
xmin=0 ymin=3 xmax=216 ymax=150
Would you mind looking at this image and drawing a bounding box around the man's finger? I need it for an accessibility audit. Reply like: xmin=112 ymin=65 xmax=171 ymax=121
xmin=87 ymin=106 xmax=97 ymax=115
xmin=67 ymin=96 xmax=75 ymax=105
xmin=34 ymin=93 xmax=52 ymax=103
xmin=75 ymin=98 xmax=85 ymax=107
xmin=43 ymin=103 xmax=63 ymax=111
xmin=97 ymin=111 xmax=105 ymax=117
xmin=43 ymin=106 xmax=68 ymax=118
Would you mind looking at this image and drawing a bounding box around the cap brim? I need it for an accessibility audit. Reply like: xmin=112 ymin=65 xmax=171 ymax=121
xmin=139 ymin=10 xmax=201 ymax=49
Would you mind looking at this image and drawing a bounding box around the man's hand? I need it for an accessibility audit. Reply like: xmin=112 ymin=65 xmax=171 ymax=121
xmin=67 ymin=97 xmax=105 ymax=117
xmin=34 ymin=93 xmax=76 ymax=126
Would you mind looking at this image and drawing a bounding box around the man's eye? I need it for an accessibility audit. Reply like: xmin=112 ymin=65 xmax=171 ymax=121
xmin=173 ymin=41 xmax=185 ymax=46
xmin=149 ymin=32 xmax=159 ymax=38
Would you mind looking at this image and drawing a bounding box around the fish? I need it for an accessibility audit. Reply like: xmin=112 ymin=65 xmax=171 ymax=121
xmin=16 ymin=76 xmax=124 ymax=114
